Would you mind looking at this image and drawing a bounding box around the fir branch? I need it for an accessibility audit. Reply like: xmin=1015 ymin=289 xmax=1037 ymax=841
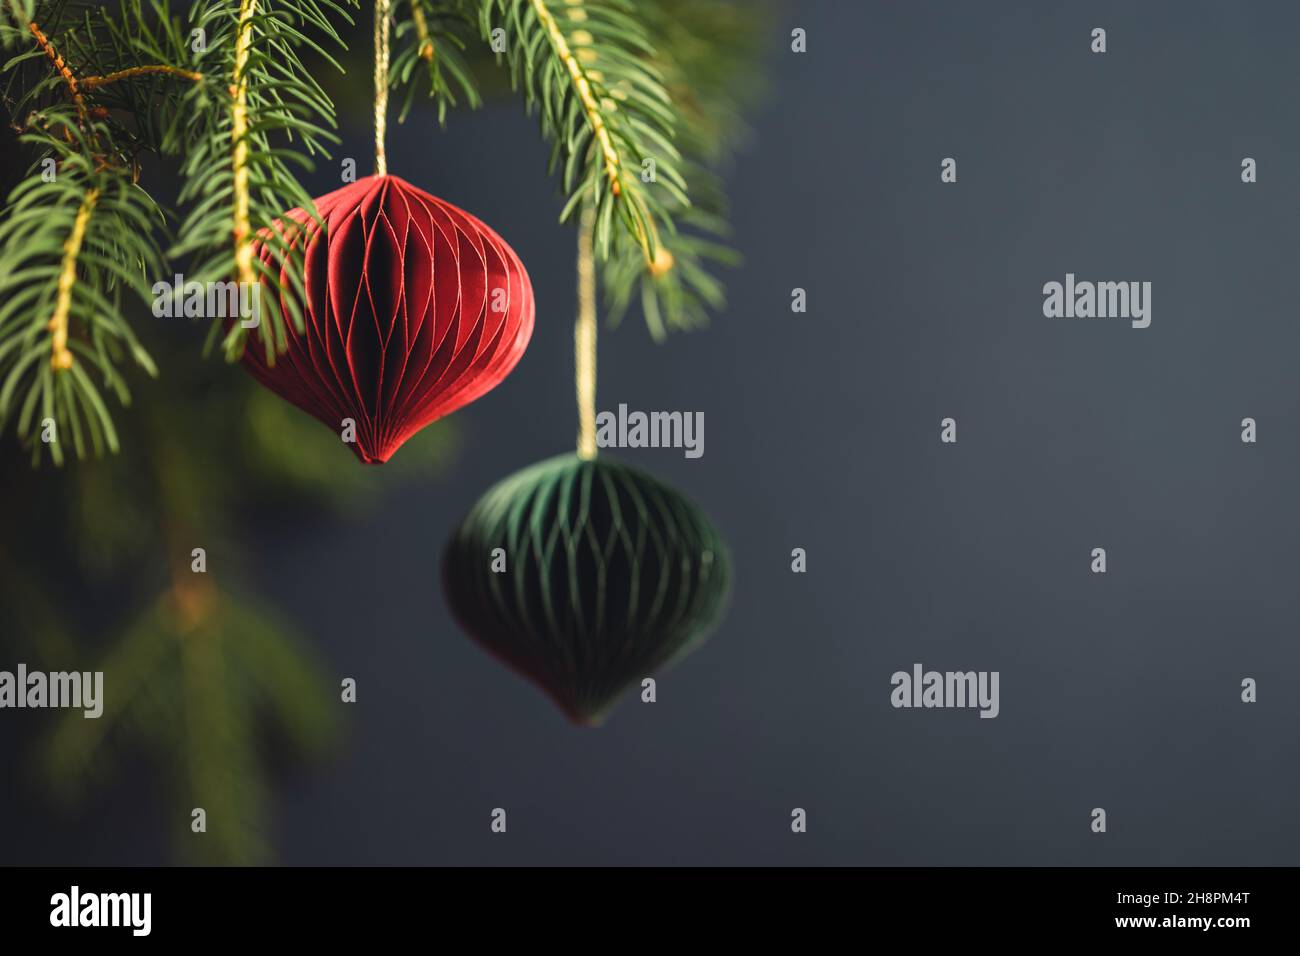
xmin=62 ymin=0 xmax=211 ymax=158
xmin=0 ymin=121 xmax=162 ymax=465
xmin=171 ymin=0 xmax=357 ymax=364
xmin=80 ymin=63 xmax=203 ymax=89
xmin=391 ymin=0 xmax=480 ymax=126
xmin=0 ymin=3 xmax=195 ymax=464
xmin=597 ymin=0 xmax=768 ymax=336
xmin=48 ymin=182 xmax=97 ymax=371
xmin=531 ymin=0 xmax=622 ymax=199
xmin=40 ymin=581 xmax=335 ymax=864
xmin=480 ymin=0 xmax=700 ymax=332
xmin=7 ymin=3 xmax=208 ymax=177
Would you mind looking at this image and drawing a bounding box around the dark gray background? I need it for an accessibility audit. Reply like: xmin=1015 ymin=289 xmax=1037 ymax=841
xmin=12 ymin=0 xmax=1300 ymax=865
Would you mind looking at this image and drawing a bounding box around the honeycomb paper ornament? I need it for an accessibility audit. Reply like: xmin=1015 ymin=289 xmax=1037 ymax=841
xmin=442 ymin=454 xmax=732 ymax=725
xmin=244 ymin=174 xmax=534 ymax=463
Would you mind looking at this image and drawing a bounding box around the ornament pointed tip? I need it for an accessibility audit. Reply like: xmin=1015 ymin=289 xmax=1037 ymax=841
xmin=564 ymin=700 xmax=613 ymax=728
xmin=350 ymin=444 xmax=393 ymax=465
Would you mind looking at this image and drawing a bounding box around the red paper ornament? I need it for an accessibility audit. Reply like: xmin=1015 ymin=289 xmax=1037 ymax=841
xmin=244 ymin=174 xmax=534 ymax=463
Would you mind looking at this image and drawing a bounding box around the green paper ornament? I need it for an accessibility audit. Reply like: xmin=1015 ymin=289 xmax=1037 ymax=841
xmin=441 ymin=454 xmax=731 ymax=725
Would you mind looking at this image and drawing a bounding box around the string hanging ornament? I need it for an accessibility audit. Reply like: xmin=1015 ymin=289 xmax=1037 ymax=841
xmin=442 ymin=205 xmax=732 ymax=725
xmin=243 ymin=0 xmax=534 ymax=463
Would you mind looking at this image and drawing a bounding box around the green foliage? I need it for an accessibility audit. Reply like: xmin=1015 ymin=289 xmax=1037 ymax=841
xmin=390 ymin=0 xmax=481 ymax=125
xmin=42 ymin=586 xmax=338 ymax=864
xmin=1 ymin=1 xmax=37 ymax=49
xmin=1 ymin=1 xmax=201 ymax=465
xmin=66 ymin=0 xmax=210 ymax=155
xmin=172 ymin=0 xmax=357 ymax=364
xmin=600 ymin=0 xmax=768 ymax=336
xmin=477 ymin=0 xmax=687 ymax=322
xmin=0 ymin=120 xmax=162 ymax=465
xmin=475 ymin=0 xmax=767 ymax=338
xmin=0 ymin=325 xmax=457 ymax=862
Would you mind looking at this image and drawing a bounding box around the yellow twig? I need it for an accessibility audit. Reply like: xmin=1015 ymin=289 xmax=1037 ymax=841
xmin=530 ymin=0 xmax=622 ymax=198
xmin=230 ymin=0 xmax=257 ymax=290
xmin=48 ymin=187 xmax=100 ymax=372
xmin=411 ymin=2 xmax=434 ymax=60
xmin=81 ymin=65 xmax=204 ymax=89
xmin=29 ymin=21 xmax=87 ymax=123
xmin=625 ymin=190 xmax=670 ymax=275
xmin=575 ymin=202 xmax=597 ymax=459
